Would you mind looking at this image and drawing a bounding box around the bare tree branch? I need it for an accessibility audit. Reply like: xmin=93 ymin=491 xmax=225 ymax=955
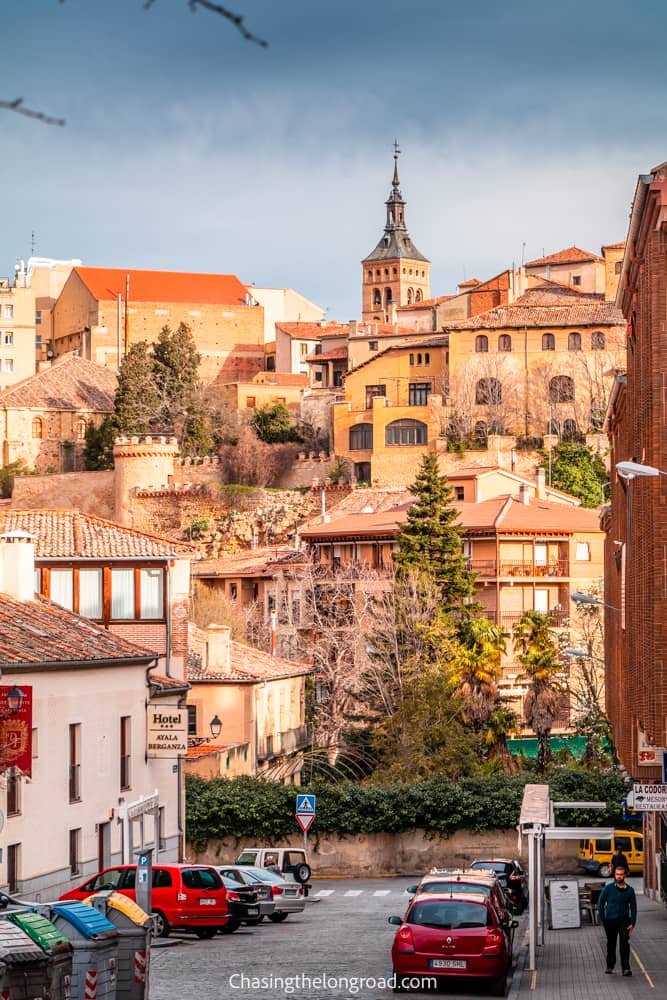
xmin=0 ymin=98 xmax=65 ymax=127
xmin=145 ymin=0 xmax=268 ymax=47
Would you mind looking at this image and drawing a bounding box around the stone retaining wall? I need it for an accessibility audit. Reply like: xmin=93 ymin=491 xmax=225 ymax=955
xmin=187 ymin=828 xmax=580 ymax=875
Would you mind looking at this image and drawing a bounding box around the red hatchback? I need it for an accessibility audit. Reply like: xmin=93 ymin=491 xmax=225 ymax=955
xmin=389 ymin=891 xmax=516 ymax=995
xmin=59 ymin=864 xmax=228 ymax=939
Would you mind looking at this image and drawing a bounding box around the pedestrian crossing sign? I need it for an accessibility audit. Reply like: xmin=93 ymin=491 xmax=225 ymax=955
xmin=296 ymin=794 xmax=316 ymax=814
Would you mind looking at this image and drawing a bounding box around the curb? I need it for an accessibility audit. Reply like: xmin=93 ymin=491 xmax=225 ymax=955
xmin=507 ymin=933 xmax=529 ymax=1000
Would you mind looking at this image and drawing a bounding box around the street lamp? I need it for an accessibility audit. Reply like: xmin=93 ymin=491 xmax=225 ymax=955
xmin=5 ymin=686 xmax=25 ymax=715
xmin=209 ymin=714 xmax=223 ymax=739
xmin=570 ymin=592 xmax=620 ymax=612
xmin=616 ymin=461 xmax=667 ymax=480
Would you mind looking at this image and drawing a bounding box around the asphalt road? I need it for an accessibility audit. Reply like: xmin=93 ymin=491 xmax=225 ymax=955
xmin=149 ymin=876 xmax=522 ymax=999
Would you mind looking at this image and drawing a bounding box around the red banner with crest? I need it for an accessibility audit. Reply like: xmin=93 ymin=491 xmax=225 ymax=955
xmin=0 ymin=685 xmax=32 ymax=777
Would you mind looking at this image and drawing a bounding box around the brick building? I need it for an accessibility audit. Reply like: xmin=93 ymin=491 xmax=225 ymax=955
xmin=52 ymin=267 xmax=264 ymax=383
xmin=604 ymin=161 xmax=667 ymax=901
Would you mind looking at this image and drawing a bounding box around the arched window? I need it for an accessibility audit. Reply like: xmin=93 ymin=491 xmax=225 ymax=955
xmin=384 ymin=268 xmax=389 ymax=277
xmin=367 ymin=270 xmax=372 ymax=281
xmin=373 ymin=288 xmax=381 ymax=305
xmin=32 ymin=417 xmax=44 ymax=439
xmin=75 ymin=419 xmax=87 ymax=441
xmin=563 ymin=419 xmax=577 ymax=439
xmin=409 ymin=353 xmax=415 ymax=366
xmin=549 ymin=375 xmax=575 ymax=403
xmin=476 ymin=377 xmax=502 ymax=405
xmin=498 ymin=334 xmax=512 ymax=352
xmin=424 ymin=352 xmax=430 ymax=364
xmin=392 ymin=267 xmax=397 ymax=277
xmin=475 ymin=335 xmax=488 ymax=353
xmin=415 ymin=289 xmax=423 ymax=302
xmin=407 ymin=288 xmax=414 ymax=304
xmin=417 ymin=353 xmax=422 ymax=365
xmin=591 ymin=331 xmax=605 ymax=350
xmin=349 ymin=423 xmax=373 ymax=450
xmin=568 ymin=331 xmax=582 ymax=351
xmin=385 ymin=419 xmax=428 ymax=446
xmin=542 ymin=333 xmax=555 ymax=351
xmin=375 ymin=270 xmax=381 ymax=279
xmin=385 ymin=287 xmax=393 ymax=304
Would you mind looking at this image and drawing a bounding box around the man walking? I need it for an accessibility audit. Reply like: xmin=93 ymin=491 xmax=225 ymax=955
xmin=597 ymin=863 xmax=637 ymax=976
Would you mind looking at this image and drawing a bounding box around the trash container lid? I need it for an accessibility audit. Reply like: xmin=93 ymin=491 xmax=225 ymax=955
xmin=6 ymin=912 xmax=72 ymax=955
xmin=85 ymin=892 xmax=151 ymax=928
xmin=0 ymin=918 xmax=48 ymax=965
xmin=52 ymin=902 xmax=118 ymax=940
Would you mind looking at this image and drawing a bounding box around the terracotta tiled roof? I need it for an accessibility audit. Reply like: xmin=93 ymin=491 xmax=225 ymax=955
xmin=148 ymin=672 xmax=190 ymax=692
xmin=524 ymin=245 xmax=603 ymax=267
xmin=73 ymin=267 xmax=250 ymax=305
xmin=345 ymin=335 xmax=448 ymax=377
xmin=399 ymin=295 xmax=454 ymax=309
xmin=306 ymin=347 xmax=348 ymax=362
xmin=601 ymin=242 xmax=626 ymax=251
xmin=0 ymin=510 xmax=194 ymax=559
xmin=445 ymin=287 xmax=623 ymax=330
xmin=300 ymin=494 xmax=600 ymax=541
xmin=0 ymin=355 xmax=117 ymax=411
xmin=188 ymin=641 xmax=314 ymax=683
xmin=458 ymin=278 xmax=481 ymax=288
xmin=0 ymin=593 xmax=153 ymax=666
xmin=275 ymin=322 xmax=351 ymax=340
xmin=186 ymin=742 xmax=229 ymax=760
xmin=193 ymin=546 xmax=302 ymax=578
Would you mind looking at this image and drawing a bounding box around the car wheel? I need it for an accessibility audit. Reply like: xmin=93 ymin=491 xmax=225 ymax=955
xmin=218 ymin=921 xmax=240 ymax=935
xmin=268 ymin=912 xmax=289 ymax=922
xmin=599 ymin=863 xmax=611 ymax=878
xmin=152 ymin=910 xmax=171 ymax=938
xmin=491 ymin=970 xmax=508 ymax=996
xmin=293 ymin=863 xmax=311 ymax=884
xmin=195 ymin=927 xmax=217 ymax=940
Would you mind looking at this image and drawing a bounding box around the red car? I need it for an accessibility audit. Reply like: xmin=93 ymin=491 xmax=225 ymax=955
xmin=389 ymin=890 xmax=516 ymax=995
xmin=59 ymin=863 xmax=228 ymax=939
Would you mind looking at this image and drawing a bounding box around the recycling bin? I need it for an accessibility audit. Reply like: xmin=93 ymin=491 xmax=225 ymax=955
xmin=5 ymin=910 xmax=73 ymax=1000
xmin=0 ymin=916 xmax=49 ymax=1000
xmin=46 ymin=902 xmax=118 ymax=1000
xmin=85 ymin=893 xmax=151 ymax=1000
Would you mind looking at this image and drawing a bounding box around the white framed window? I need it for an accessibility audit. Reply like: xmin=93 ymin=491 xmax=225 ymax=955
xmin=3 ymin=305 xmax=14 ymax=319
xmin=140 ymin=567 xmax=164 ymax=618
xmin=79 ymin=568 xmax=103 ymax=617
xmin=3 ymin=359 xmax=14 ymax=372
xmin=111 ymin=568 xmax=135 ymax=618
xmin=575 ymin=541 xmax=591 ymax=561
xmin=51 ymin=568 xmax=74 ymax=610
xmin=3 ymin=332 xmax=13 ymax=345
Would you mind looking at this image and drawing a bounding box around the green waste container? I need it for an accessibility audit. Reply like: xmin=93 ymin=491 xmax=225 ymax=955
xmin=0 ymin=916 xmax=49 ymax=1000
xmin=5 ymin=910 xmax=73 ymax=1000
xmin=44 ymin=903 xmax=118 ymax=1000
xmin=85 ymin=893 xmax=151 ymax=1000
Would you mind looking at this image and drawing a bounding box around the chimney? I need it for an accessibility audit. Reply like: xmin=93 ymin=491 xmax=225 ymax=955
xmin=321 ymin=488 xmax=330 ymax=524
xmin=349 ymin=320 xmax=358 ymax=336
xmin=519 ymin=484 xmax=530 ymax=505
xmin=205 ymin=624 xmax=232 ymax=673
xmin=0 ymin=531 xmax=36 ymax=602
xmin=536 ymin=467 xmax=546 ymax=499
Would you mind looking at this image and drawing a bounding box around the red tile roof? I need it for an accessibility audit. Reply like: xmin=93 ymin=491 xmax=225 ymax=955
xmin=73 ymin=267 xmax=250 ymax=306
xmin=148 ymin=672 xmax=190 ymax=692
xmin=0 ymin=593 xmax=154 ymax=666
xmin=306 ymin=347 xmax=348 ymax=362
xmin=193 ymin=546 xmax=303 ymax=579
xmin=445 ymin=286 xmax=623 ymax=330
xmin=0 ymin=355 xmax=117 ymax=411
xmin=275 ymin=322 xmax=351 ymax=340
xmin=0 ymin=510 xmax=194 ymax=559
xmin=524 ymin=246 xmax=603 ymax=267
xmin=188 ymin=641 xmax=314 ymax=683
xmin=186 ymin=742 xmax=228 ymax=760
xmin=458 ymin=278 xmax=481 ymax=288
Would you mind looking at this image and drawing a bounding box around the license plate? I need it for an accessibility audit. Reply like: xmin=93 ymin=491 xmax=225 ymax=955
xmin=430 ymin=959 xmax=467 ymax=969
xmin=246 ymin=907 xmax=259 ymax=916
xmin=199 ymin=898 xmax=216 ymax=906
xmin=285 ymin=889 xmax=297 ymax=896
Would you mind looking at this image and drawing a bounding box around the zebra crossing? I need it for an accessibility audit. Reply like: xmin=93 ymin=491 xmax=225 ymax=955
xmin=312 ymin=886 xmax=406 ymax=897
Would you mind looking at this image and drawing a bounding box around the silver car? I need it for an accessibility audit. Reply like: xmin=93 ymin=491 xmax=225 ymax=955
xmin=216 ymin=865 xmax=276 ymax=921
xmin=219 ymin=864 xmax=305 ymax=922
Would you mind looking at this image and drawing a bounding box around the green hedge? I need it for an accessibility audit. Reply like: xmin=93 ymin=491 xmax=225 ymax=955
xmin=185 ymin=769 xmax=629 ymax=850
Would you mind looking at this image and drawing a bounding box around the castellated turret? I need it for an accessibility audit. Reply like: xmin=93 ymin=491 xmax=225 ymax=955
xmin=113 ymin=435 xmax=179 ymax=526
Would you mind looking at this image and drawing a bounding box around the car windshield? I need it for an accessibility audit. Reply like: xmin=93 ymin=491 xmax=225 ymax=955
xmin=243 ymin=867 xmax=283 ymax=884
xmin=236 ymin=852 xmax=259 ymax=865
xmin=473 ymin=862 xmax=509 ymax=874
xmin=409 ymin=900 xmax=490 ymax=929
xmin=421 ymin=882 xmax=491 ymax=896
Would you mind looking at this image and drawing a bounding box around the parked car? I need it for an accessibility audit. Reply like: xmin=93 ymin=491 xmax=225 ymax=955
xmin=470 ymin=858 xmax=528 ymax=913
xmin=216 ymin=867 xmax=275 ymax=921
xmin=235 ymin=847 xmax=311 ymax=884
xmin=406 ymin=868 xmax=516 ymax=927
xmin=219 ymin=864 xmax=306 ymax=921
xmin=219 ymin=876 xmax=262 ymax=933
xmin=59 ymin=864 xmax=228 ymax=939
xmin=577 ymin=830 xmax=644 ymax=877
xmin=389 ymin=890 xmax=517 ymax=995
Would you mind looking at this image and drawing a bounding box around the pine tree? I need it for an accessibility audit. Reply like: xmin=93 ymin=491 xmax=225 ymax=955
xmin=394 ymin=453 xmax=477 ymax=613
xmin=114 ymin=341 xmax=162 ymax=435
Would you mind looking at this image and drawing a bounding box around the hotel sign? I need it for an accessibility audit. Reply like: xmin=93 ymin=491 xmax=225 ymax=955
xmin=0 ymin=685 xmax=32 ymax=778
xmin=146 ymin=704 xmax=187 ymax=757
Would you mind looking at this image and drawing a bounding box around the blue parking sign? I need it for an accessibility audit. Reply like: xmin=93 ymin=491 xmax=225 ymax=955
xmin=296 ymin=794 xmax=316 ymax=814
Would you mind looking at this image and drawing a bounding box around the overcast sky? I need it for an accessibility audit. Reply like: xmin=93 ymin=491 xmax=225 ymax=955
xmin=4 ymin=0 xmax=667 ymax=318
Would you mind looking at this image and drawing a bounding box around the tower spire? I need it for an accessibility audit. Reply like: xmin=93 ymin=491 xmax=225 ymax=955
xmin=392 ymin=139 xmax=401 ymax=190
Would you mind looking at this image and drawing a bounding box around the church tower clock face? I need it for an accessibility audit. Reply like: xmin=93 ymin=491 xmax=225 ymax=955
xmin=361 ymin=143 xmax=430 ymax=324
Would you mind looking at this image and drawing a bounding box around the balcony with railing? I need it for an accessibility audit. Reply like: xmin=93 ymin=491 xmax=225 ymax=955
xmin=467 ymin=559 xmax=569 ymax=578
xmin=257 ymin=724 xmax=312 ymax=762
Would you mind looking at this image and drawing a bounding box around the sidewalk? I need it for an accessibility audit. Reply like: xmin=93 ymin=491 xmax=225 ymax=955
xmin=510 ymin=883 xmax=667 ymax=998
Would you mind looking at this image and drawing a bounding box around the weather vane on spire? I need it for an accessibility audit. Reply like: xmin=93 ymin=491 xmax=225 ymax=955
xmin=393 ymin=139 xmax=401 ymax=161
